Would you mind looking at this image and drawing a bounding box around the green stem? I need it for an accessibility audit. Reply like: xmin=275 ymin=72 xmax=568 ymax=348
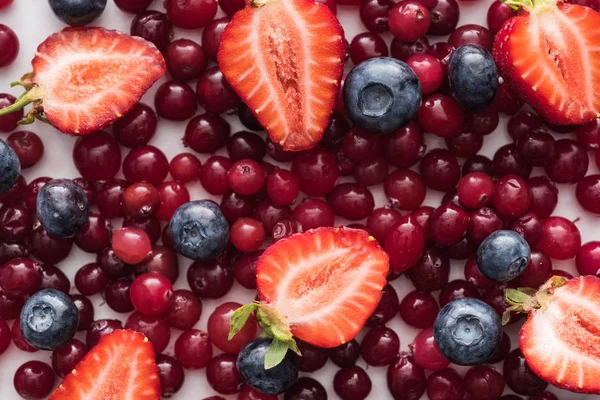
xmin=0 ymin=87 xmax=43 ymax=117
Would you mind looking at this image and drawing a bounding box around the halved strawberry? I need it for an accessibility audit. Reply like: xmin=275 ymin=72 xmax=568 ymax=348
xmin=50 ymin=329 xmax=160 ymax=400
xmin=0 ymin=27 xmax=165 ymax=135
xmin=493 ymin=2 xmax=600 ymax=124
xmin=506 ymin=275 xmax=600 ymax=393
xmin=218 ymin=0 xmax=345 ymax=151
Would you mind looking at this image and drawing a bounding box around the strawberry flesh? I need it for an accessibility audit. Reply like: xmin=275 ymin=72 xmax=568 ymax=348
xmin=50 ymin=329 xmax=160 ymax=400
xmin=218 ymin=0 xmax=345 ymax=151
xmin=494 ymin=3 xmax=600 ymax=124
xmin=519 ymin=275 xmax=600 ymax=393
xmin=256 ymin=227 xmax=389 ymax=348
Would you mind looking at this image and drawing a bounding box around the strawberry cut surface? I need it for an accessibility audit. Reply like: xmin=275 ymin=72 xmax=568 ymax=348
xmin=256 ymin=227 xmax=389 ymax=348
xmin=31 ymin=27 xmax=165 ymax=135
xmin=519 ymin=275 xmax=600 ymax=393
xmin=218 ymin=0 xmax=345 ymax=151
xmin=494 ymin=3 xmax=600 ymax=124
xmin=50 ymin=329 xmax=160 ymax=400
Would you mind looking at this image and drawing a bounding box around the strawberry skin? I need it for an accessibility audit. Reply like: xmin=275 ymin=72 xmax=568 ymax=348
xmin=218 ymin=0 xmax=345 ymax=151
xmin=50 ymin=329 xmax=160 ymax=400
xmin=32 ymin=27 xmax=165 ymax=135
xmin=494 ymin=3 xmax=600 ymax=125
xmin=519 ymin=275 xmax=600 ymax=393
xmin=256 ymin=227 xmax=389 ymax=348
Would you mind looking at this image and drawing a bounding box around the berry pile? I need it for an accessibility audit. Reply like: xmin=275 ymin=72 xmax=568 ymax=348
xmin=0 ymin=0 xmax=599 ymax=399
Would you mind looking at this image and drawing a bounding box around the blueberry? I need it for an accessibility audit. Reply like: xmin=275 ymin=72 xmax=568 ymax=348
xmin=476 ymin=230 xmax=531 ymax=282
xmin=0 ymin=138 xmax=20 ymax=194
xmin=48 ymin=0 xmax=107 ymax=26
xmin=343 ymin=57 xmax=421 ymax=135
xmin=433 ymin=298 xmax=503 ymax=366
xmin=168 ymin=200 xmax=229 ymax=261
xmin=20 ymin=289 xmax=80 ymax=350
xmin=449 ymin=44 xmax=499 ymax=112
xmin=37 ymin=179 xmax=89 ymax=238
xmin=237 ymin=338 xmax=299 ymax=395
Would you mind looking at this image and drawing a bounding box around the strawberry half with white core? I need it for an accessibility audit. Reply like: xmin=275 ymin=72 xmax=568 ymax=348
xmin=50 ymin=329 xmax=160 ymax=399
xmin=218 ymin=0 xmax=345 ymax=151
xmin=505 ymin=275 xmax=600 ymax=393
xmin=229 ymin=227 xmax=389 ymax=368
xmin=493 ymin=1 xmax=600 ymax=124
xmin=0 ymin=27 xmax=165 ymax=135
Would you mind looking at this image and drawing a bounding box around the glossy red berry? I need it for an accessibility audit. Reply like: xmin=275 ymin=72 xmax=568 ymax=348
xmin=457 ymin=172 xmax=494 ymax=209
xmin=130 ymin=273 xmax=174 ymax=316
xmin=166 ymin=38 xmax=206 ymax=81
xmin=536 ymin=217 xmax=582 ymax=260
xmin=492 ymin=174 xmax=532 ymax=218
xmin=208 ymin=302 xmax=257 ymax=354
xmin=411 ymin=328 xmax=450 ymax=371
xmin=112 ymin=227 xmax=152 ymax=264
xmin=13 ymin=361 xmax=55 ymax=399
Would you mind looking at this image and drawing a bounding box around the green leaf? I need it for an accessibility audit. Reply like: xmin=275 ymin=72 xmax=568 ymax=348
xmin=228 ymin=303 xmax=260 ymax=341
xmin=264 ymin=338 xmax=289 ymax=370
xmin=504 ymin=288 xmax=530 ymax=306
xmin=287 ymin=339 xmax=301 ymax=356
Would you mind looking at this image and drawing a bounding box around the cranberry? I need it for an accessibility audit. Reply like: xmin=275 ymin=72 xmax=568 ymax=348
xmin=196 ymin=66 xmax=240 ymax=114
xmin=73 ymin=213 xmax=110 ymax=253
xmin=207 ymin=353 xmax=244 ymax=394
xmin=428 ymin=204 xmax=469 ymax=246
xmin=96 ymin=247 xmax=131 ymax=280
xmin=512 ymin=249 xmax=552 ymax=287
xmin=536 ymin=216 xmax=581 ymax=260
xmin=364 ymin=284 xmax=398 ymax=327
xmin=71 ymin=294 xmax=94 ymax=332
xmin=411 ymin=327 xmax=450 ymax=370
xmin=492 ymin=174 xmax=532 ymax=218
xmin=156 ymin=181 xmax=191 ymax=221
xmin=124 ymin=216 xmax=162 ymax=247
xmin=112 ymin=102 xmax=157 ymax=148
xmin=576 ymin=241 xmax=600 ymax=276
xmin=11 ymin=318 xmax=37 ymax=352
xmin=130 ymin=272 xmax=173 ymax=316
xmin=207 ymin=302 xmax=256 ymax=354
xmin=0 ymin=25 xmax=18 ymax=68
xmin=202 ymin=17 xmax=229 ymax=60
xmin=349 ymin=32 xmax=388 ymax=64
xmin=165 ymin=38 xmax=206 ymax=81
xmin=72 ymin=131 xmax=121 ymax=182
xmin=387 ymin=354 xmax=426 ymax=400
xmin=284 ymin=377 xmax=327 ymax=400
xmin=184 ymin=114 xmax=230 ymax=154
xmin=227 ymin=131 xmax=266 ymax=162
xmin=122 ymin=145 xmax=169 ymax=186
xmin=427 ymin=368 xmax=465 ymax=400
xmin=464 ymin=366 xmax=505 ymax=400
xmin=494 ymin=82 xmax=524 ymax=114
xmin=419 ymin=149 xmax=461 ymax=192
xmin=382 ymin=121 xmax=424 ymax=168
xmin=448 ymin=24 xmax=493 ymax=52
xmin=51 ymin=339 xmax=88 ymax=378
xmin=28 ymin=225 xmax=73 ymax=264
xmin=391 ymin=36 xmax=430 ymax=61
xmin=365 ymin=207 xmax=401 ymax=244
xmin=545 ymin=139 xmax=589 ymax=182
xmin=408 ymin=247 xmax=450 ymax=291
xmin=169 ymin=153 xmax=201 ymax=183
xmin=105 ymin=278 xmax=134 ymax=313
xmin=165 ymin=0 xmax=217 ymax=29
xmin=577 ymin=118 xmax=600 ymax=149
xmin=6 ymin=130 xmax=43 ymax=168
xmin=334 ymin=366 xmax=372 ymax=400
xmin=219 ymin=0 xmax=245 ymax=15
xmin=219 ymin=191 xmax=254 ymax=223
xmin=86 ymin=319 xmax=122 ymax=347
xmin=187 ymin=260 xmax=234 ymax=299
xmin=516 ymin=130 xmax=555 ymax=166
xmin=389 ymin=1 xmax=431 ymax=42
xmin=0 ymin=258 xmax=40 ymax=298
xmin=508 ymin=212 xmax=543 ymax=245
xmin=238 ymin=103 xmax=264 ymax=132
xmin=399 ymin=291 xmax=439 ymax=328
xmin=445 ymin=130 xmax=484 ymax=158
xmin=328 ymin=183 xmax=374 ymax=220
xmin=335 ymin=147 xmax=357 ymax=176
xmin=428 ymin=0 xmax=460 ymax=35
xmin=122 ymin=183 xmax=160 ymax=221
xmin=163 ymin=289 xmax=202 ymax=331
xmin=96 ymin=179 xmax=128 ymax=219
xmin=527 ymin=176 xmax=558 ymax=218
xmin=493 ymin=143 xmax=532 ymax=178
xmin=360 ymin=326 xmax=400 ymax=367
xmin=293 ymin=198 xmax=335 ymax=230
xmin=156 ymin=354 xmax=185 ymax=397
xmin=264 ymin=169 xmax=300 ymax=207
xmin=230 ymin=218 xmax=265 ymax=252
xmin=507 ymin=112 xmax=542 ymax=141
xmin=360 ymin=0 xmax=392 ymax=33
xmin=22 ymin=177 xmax=50 ymax=211
xmin=426 ymin=42 xmax=455 ymax=72
xmin=412 ymin=206 xmax=435 ymax=236
xmin=253 ymin=201 xmax=292 ymax=233
xmin=0 ymin=173 xmax=25 ymax=205
xmin=226 ymin=159 xmax=264 ymax=196
xmin=354 ymin=156 xmax=388 ymax=186
xmin=504 ymin=349 xmax=548 ymax=395
xmin=464 ymin=256 xmax=495 ymax=289
xmin=418 ymin=94 xmax=464 ymax=138
xmin=130 ymin=11 xmax=173 ymax=51
xmin=293 ymin=340 xmax=328 ymax=372
xmin=487 ymin=1 xmax=517 ymax=33
xmin=343 ymin=128 xmax=381 ymax=163
xmin=0 ymin=205 xmax=31 ymax=242
xmin=292 ymin=148 xmax=340 ymax=197
xmin=74 ymin=263 xmax=107 ymax=296
xmin=466 ymin=108 xmax=500 ymax=136
xmin=111 ymin=227 xmax=151 ymax=264
xmin=329 ymin=340 xmax=360 ymax=368
xmin=385 ymin=214 xmax=426 ymax=273
xmin=13 ymin=361 xmax=55 ymax=399
xmin=576 ymin=174 xmax=600 ymax=213
xmin=457 ymin=172 xmax=494 ymax=209
xmin=155 ymin=80 xmax=198 ymax=121
xmin=115 ymin=0 xmax=152 ymax=12
xmin=463 ymin=155 xmax=494 ymax=176
xmin=383 ymin=169 xmax=425 ymax=211
xmin=439 ymin=279 xmax=480 ymax=307
xmin=231 ymin=251 xmax=260 ymax=289
xmin=487 ymin=331 xmax=512 ymax=364
xmin=124 ymin=312 xmax=170 ymax=353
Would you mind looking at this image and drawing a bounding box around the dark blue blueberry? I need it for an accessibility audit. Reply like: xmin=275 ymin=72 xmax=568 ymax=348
xmin=343 ymin=57 xmax=421 ymax=135
xmin=37 ymin=178 xmax=89 ymax=238
xmin=449 ymin=44 xmax=499 ymax=112
xmin=0 ymin=138 xmax=20 ymax=194
xmin=20 ymin=289 xmax=80 ymax=350
xmin=433 ymin=297 xmax=503 ymax=366
xmin=476 ymin=230 xmax=531 ymax=282
xmin=168 ymin=200 xmax=229 ymax=261
xmin=237 ymin=338 xmax=299 ymax=395
xmin=48 ymin=0 xmax=107 ymax=27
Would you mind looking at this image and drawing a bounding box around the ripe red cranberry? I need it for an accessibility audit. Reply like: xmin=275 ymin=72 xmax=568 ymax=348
xmin=419 ymin=149 xmax=460 ymax=192
xmin=183 ymin=113 xmax=231 ymax=154
xmin=38 ymin=265 xmax=70 ymax=294
xmin=292 ymin=148 xmax=340 ymax=197
xmin=202 ymin=17 xmax=229 ymax=60
xmin=105 ymin=278 xmax=134 ymax=313
xmin=175 ymin=328 xmax=212 ymax=369
xmin=418 ymin=94 xmax=464 ymax=138
xmin=6 ymin=131 xmax=44 ymax=168
xmin=457 ymin=172 xmax=494 ymax=209
xmin=343 ymin=128 xmax=381 ymax=163
xmin=387 ymin=354 xmax=426 ymax=400
xmin=448 ymin=24 xmax=493 ymax=51
xmin=51 ymin=339 xmax=88 ymax=378
xmin=227 ymin=131 xmax=266 ymax=162
xmin=122 ymin=182 xmax=161 ymax=221
xmin=196 ymin=66 xmax=240 ymax=114
xmin=366 ymin=207 xmax=401 ymax=244
xmin=13 ymin=361 xmax=55 ymax=399
xmin=528 ymin=176 xmax=558 ymax=218
xmin=465 ymin=108 xmax=500 ymax=136
xmin=227 ymin=159 xmax=265 ymax=196
xmin=112 ymin=102 xmax=157 ymax=148
xmin=492 ymin=174 xmax=532 ymax=218
xmin=328 ymin=183 xmax=375 ymax=220
xmin=349 ymin=32 xmax=389 ymax=64
xmin=382 ymin=121 xmax=425 ymax=168
xmin=536 ymin=216 xmax=582 ymax=260
xmin=125 ymin=312 xmax=171 ymax=354
xmin=576 ymin=241 xmax=600 ymax=276
xmin=494 ymin=82 xmax=523 ymax=114
xmin=207 ymin=302 xmax=257 ymax=354
xmin=361 ymin=326 xmax=400 ymax=366
xmin=74 ymin=213 xmax=111 ymax=253
xmin=293 ymin=198 xmax=335 ymax=230
xmin=86 ymin=319 xmax=122 ymax=347
xmin=428 ymin=204 xmax=469 ymax=246
xmin=545 ymin=139 xmax=588 ymax=182
xmin=493 ymin=143 xmax=532 ymax=178
xmin=69 ymin=294 xmax=94 ymax=332
xmin=11 ymin=318 xmax=38 ymax=352
xmin=156 ymin=181 xmax=191 ymax=221
xmin=408 ymin=247 xmax=450 ymax=291
xmin=412 ymin=327 xmax=450 ymax=371
xmin=28 ymin=225 xmax=73 ymax=265
xmin=428 ymin=0 xmax=460 ymax=35
xmin=503 ymin=349 xmax=548 ymax=396
xmin=329 ymin=340 xmax=360 ymax=368
xmin=114 ymin=0 xmax=152 ymax=12
xmin=463 ymin=155 xmax=494 ymax=177
xmin=130 ymin=11 xmax=173 ymax=51
xmin=230 ymin=218 xmax=265 ymax=252
xmin=365 ymin=283 xmax=398 ymax=327
xmin=427 ymin=368 xmax=465 ymax=400
xmin=508 ymin=212 xmax=543 ymax=245
xmin=354 ymin=156 xmax=388 ymax=186
xmin=23 ymin=176 xmax=50 ymax=211
xmin=384 ymin=169 xmax=426 ymax=211
xmin=169 ymin=153 xmax=202 ymax=183
xmin=389 ymin=0 xmax=431 ymax=41
xmin=334 ymin=366 xmax=372 ymax=400
xmin=96 ymin=247 xmax=132 ymax=280
xmin=445 ymin=130 xmax=483 ymax=158
xmin=576 ymin=174 xmax=600 ymax=213
xmin=165 ymin=0 xmax=217 ymax=29
xmin=407 ymin=54 xmax=443 ymax=95
xmin=123 ymin=215 xmax=161 ymax=244
xmin=164 ymin=289 xmax=202 ymax=331
xmin=439 ymin=280 xmax=480 ymax=307
xmin=391 ymin=36 xmax=430 ymax=62
xmin=130 ymin=273 xmax=174 ymax=316
xmin=155 ymin=80 xmax=197 ymax=121
xmin=74 ymin=263 xmax=108 ymax=296
xmin=0 ymin=205 xmax=32 ymax=242
xmin=577 ymin=118 xmax=600 ymax=149
xmin=487 ymin=1 xmax=517 ymax=33
xmin=232 ymin=251 xmax=261 ymax=289
xmin=187 ymin=260 xmax=234 ymax=299
xmin=253 ymin=200 xmax=292 ymax=233
xmin=0 ymin=174 xmax=25 ymax=205
xmin=0 ymin=93 xmax=23 ymax=132
xmin=96 ymin=179 xmax=128 ymax=219
xmin=206 ymin=353 xmax=243 ymax=394
xmin=384 ymin=214 xmax=426 ymax=273
xmin=0 ymin=25 xmax=18 ymax=67
xmin=112 ymin=227 xmax=151 ymax=264
xmin=464 ymin=256 xmax=495 ymax=289
xmin=464 ymin=366 xmax=505 ymax=400
xmin=512 ymin=249 xmax=552 ymax=288
xmin=516 ymin=130 xmax=555 ymax=166
xmin=507 ymin=112 xmax=543 ymax=141
xmin=0 ymin=258 xmax=41 ymax=298
xmin=487 ymin=332 xmax=512 ymax=364
xmin=266 ymin=169 xmax=300 ymax=206
xmin=123 ymin=145 xmax=169 ymax=185
xmin=220 ymin=191 xmax=254 ymax=223
xmin=72 ymin=131 xmax=121 ymax=182
xmin=399 ymin=291 xmax=439 ymax=328
xmin=166 ymin=38 xmax=206 ymax=81
xmin=360 ymin=0 xmax=392 ymax=33
xmin=156 ymin=354 xmax=185 ymax=397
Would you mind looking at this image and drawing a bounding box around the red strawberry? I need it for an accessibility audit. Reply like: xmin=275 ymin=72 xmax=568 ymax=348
xmin=505 ymin=275 xmax=600 ymax=393
xmin=229 ymin=227 xmax=389 ymax=364
xmin=0 ymin=27 xmax=165 ymax=135
xmin=218 ymin=0 xmax=345 ymax=151
xmin=493 ymin=2 xmax=600 ymax=125
xmin=50 ymin=329 xmax=160 ymax=400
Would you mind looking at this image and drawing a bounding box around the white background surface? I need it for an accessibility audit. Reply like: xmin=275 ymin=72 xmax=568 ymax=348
xmin=0 ymin=0 xmax=598 ymax=398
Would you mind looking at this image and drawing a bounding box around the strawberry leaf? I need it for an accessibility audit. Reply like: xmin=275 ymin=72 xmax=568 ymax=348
xmin=505 ymin=288 xmax=530 ymax=306
xmin=264 ymin=338 xmax=289 ymax=370
xmin=228 ymin=303 xmax=260 ymax=340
